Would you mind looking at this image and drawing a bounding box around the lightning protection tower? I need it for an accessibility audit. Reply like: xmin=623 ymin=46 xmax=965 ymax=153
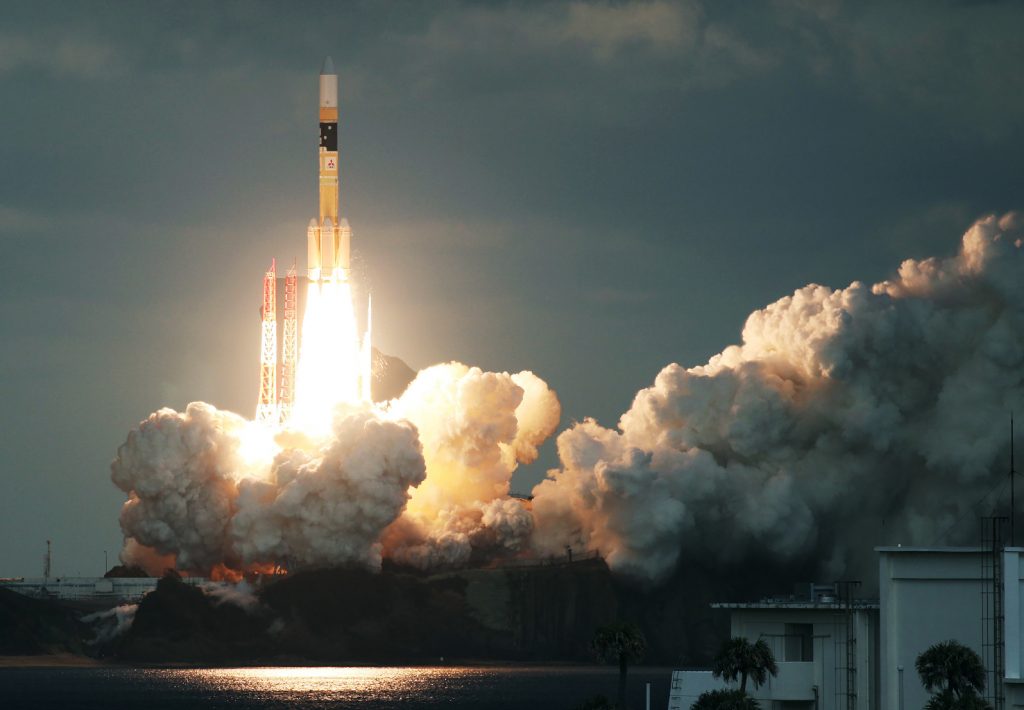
xmin=279 ymin=262 xmax=298 ymax=422
xmin=256 ymin=259 xmax=278 ymax=423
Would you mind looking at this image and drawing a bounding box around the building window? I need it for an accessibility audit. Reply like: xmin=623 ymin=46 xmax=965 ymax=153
xmin=784 ymin=623 xmax=813 ymax=662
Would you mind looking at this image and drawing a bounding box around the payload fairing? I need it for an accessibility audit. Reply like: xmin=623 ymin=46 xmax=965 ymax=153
xmin=307 ymin=56 xmax=351 ymax=282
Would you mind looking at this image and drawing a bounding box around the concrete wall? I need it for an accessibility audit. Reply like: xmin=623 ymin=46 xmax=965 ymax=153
xmin=878 ymin=548 xmax=989 ymax=710
xmin=1005 ymin=549 xmax=1024 ymax=708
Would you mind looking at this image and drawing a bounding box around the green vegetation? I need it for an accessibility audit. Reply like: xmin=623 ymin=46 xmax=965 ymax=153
xmin=590 ymin=621 xmax=647 ymax=709
xmin=691 ymin=688 xmax=760 ymax=709
xmin=711 ymin=637 xmax=778 ymax=694
xmin=916 ymin=640 xmax=992 ymax=710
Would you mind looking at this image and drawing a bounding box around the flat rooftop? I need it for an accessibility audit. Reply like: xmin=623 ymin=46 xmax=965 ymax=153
xmin=712 ymin=600 xmax=879 ymax=610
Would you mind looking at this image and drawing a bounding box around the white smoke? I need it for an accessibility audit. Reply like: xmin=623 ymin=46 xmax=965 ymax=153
xmin=83 ymin=603 xmax=138 ymax=644
xmin=113 ymin=404 xmax=426 ymax=575
xmin=111 ymin=403 xmax=247 ymax=572
xmin=231 ymin=409 xmax=426 ymax=570
xmin=532 ymin=213 xmax=1024 ymax=581
xmin=111 ymin=364 xmax=559 ymax=576
xmin=113 ymin=214 xmax=1024 ymax=584
xmin=200 ymin=580 xmax=263 ymax=613
xmin=383 ymin=363 xmax=560 ymax=568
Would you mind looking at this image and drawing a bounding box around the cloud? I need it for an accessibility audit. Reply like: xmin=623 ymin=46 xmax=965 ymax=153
xmin=0 ymin=32 xmax=122 ymax=79
xmin=768 ymin=0 xmax=1024 ymax=134
xmin=563 ymin=1 xmax=700 ymax=59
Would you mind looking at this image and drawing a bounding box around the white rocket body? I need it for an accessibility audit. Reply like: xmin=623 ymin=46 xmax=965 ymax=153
xmin=308 ymin=57 xmax=351 ymax=282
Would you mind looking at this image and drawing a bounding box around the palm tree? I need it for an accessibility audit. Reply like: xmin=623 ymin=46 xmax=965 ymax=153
xmin=590 ymin=621 xmax=647 ymax=709
xmin=923 ymin=691 xmax=992 ymax=710
xmin=691 ymin=688 xmax=760 ymax=709
xmin=916 ymin=640 xmax=991 ymax=709
xmin=711 ymin=637 xmax=779 ymax=694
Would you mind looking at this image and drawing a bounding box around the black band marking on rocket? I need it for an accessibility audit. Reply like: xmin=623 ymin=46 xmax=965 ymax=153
xmin=320 ymin=123 xmax=337 ymax=151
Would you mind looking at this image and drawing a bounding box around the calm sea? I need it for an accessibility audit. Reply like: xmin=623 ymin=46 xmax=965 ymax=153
xmin=0 ymin=665 xmax=672 ymax=709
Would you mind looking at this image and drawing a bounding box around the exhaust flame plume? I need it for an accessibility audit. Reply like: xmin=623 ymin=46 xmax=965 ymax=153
xmin=291 ymin=279 xmax=370 ymax=434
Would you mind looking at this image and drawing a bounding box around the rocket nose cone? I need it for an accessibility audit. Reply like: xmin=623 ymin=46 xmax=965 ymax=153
xmin=321 ymin=56 xmax=336 ymax=75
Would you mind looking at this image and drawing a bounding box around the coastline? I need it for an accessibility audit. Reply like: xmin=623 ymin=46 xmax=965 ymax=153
xmin=0 ymin=654 xmax=106 ymax=668
xmin=0 ymin=654 xmax=675 ymax=673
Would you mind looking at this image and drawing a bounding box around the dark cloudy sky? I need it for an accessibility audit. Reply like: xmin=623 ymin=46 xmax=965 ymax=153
xmin=1 ymin=0 xmax=1022 ymax=576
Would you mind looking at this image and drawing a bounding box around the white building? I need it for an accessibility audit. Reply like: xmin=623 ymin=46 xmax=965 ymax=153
xmin=669 ymin=546 xmax=1024 ymax=709
xmin=879 ymin=546 xmax=1024 ymax=710
xmin=668 ymin=584 xmax=879 ymax=710
xmin=0 ymin=575 xmax=207 ymax=606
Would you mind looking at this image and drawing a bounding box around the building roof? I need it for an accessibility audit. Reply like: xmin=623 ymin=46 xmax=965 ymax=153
xmin=875 ymin=546 xmax=989 ymax=553
xmin=711 ymin=600 xmax=879 ymax=610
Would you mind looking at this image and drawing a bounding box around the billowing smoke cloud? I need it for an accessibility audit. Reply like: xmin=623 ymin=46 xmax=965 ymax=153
xmin=230 ymin=410 xmax=426 ymax=570
xmin=532 ymin=213 xmax=1024 ymax=580
xmin=382 ymin=364 xmax=560 ymax=568
xmin=111 ymin=403 xmax=248 ymax=572
xmin=115 ymin=213 xmax=1024 ymax=584
xmin=113 ymin=404 xmax=427 ymax=574
xmin=112 ymin=363 xmax=559 ymax=576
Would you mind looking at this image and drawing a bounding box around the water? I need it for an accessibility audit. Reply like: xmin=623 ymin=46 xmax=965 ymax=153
xmin=0 ymin=665 xmax=672 ymax=709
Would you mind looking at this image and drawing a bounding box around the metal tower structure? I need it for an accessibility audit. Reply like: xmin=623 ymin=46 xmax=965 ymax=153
xmin=833 ymin=580 xmax=861 ymax=710
xmin=982 ymin=515 xmax=1007 ymax=710
xmin=43 ymin=539 xmax=51 ymax=579
xmin=361 ymin=294 xmax=372 ymax=403
xmin=279 ymin=262 xmax=298 ymax=422
xmin=256 ymin=259 xmax=278 ymax=423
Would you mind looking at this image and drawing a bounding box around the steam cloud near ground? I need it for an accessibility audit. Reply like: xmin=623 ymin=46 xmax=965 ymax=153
xmin=112 ymin=364 xmax=560 ymax=577
xmin=113 ymin=213 xmax=1024 ymax=582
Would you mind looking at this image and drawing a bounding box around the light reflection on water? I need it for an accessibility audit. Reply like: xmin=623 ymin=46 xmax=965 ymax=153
xmin=163 ymin=666 xmax=491 ymax=702
xmin=0 ymin=665 xmax=672 ymax=709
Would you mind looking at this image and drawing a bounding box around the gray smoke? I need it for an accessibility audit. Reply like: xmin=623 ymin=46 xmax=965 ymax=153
xmin=82 ymin=603 xmax=138 ymax=644
xmin=532 ymin=213 xmax=1024 ymax=581
xmin=111 ymin=403 xmax=246 ymax=572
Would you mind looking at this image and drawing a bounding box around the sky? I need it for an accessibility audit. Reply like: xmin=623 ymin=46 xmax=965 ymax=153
xmin=1 ymin=0 xmax=1023 ymax=577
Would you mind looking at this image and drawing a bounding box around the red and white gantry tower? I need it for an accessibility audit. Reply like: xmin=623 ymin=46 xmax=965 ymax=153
xmin=279 ymin=262 xmax=298 ymax=422
xmin=256 ymin=259 xmax=278 ymax=423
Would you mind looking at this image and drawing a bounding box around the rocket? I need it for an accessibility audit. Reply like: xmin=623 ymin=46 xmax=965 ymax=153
xmin=307 ymin=56 xmax=351 ymax=282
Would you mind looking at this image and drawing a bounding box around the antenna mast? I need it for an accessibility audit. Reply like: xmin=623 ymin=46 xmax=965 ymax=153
xmin=1012 ymin=413 xmax=1016 ymax=546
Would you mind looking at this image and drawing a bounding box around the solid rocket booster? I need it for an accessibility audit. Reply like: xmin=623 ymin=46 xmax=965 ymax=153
xmin=308 ymin=57 xmax=351 ymax=282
